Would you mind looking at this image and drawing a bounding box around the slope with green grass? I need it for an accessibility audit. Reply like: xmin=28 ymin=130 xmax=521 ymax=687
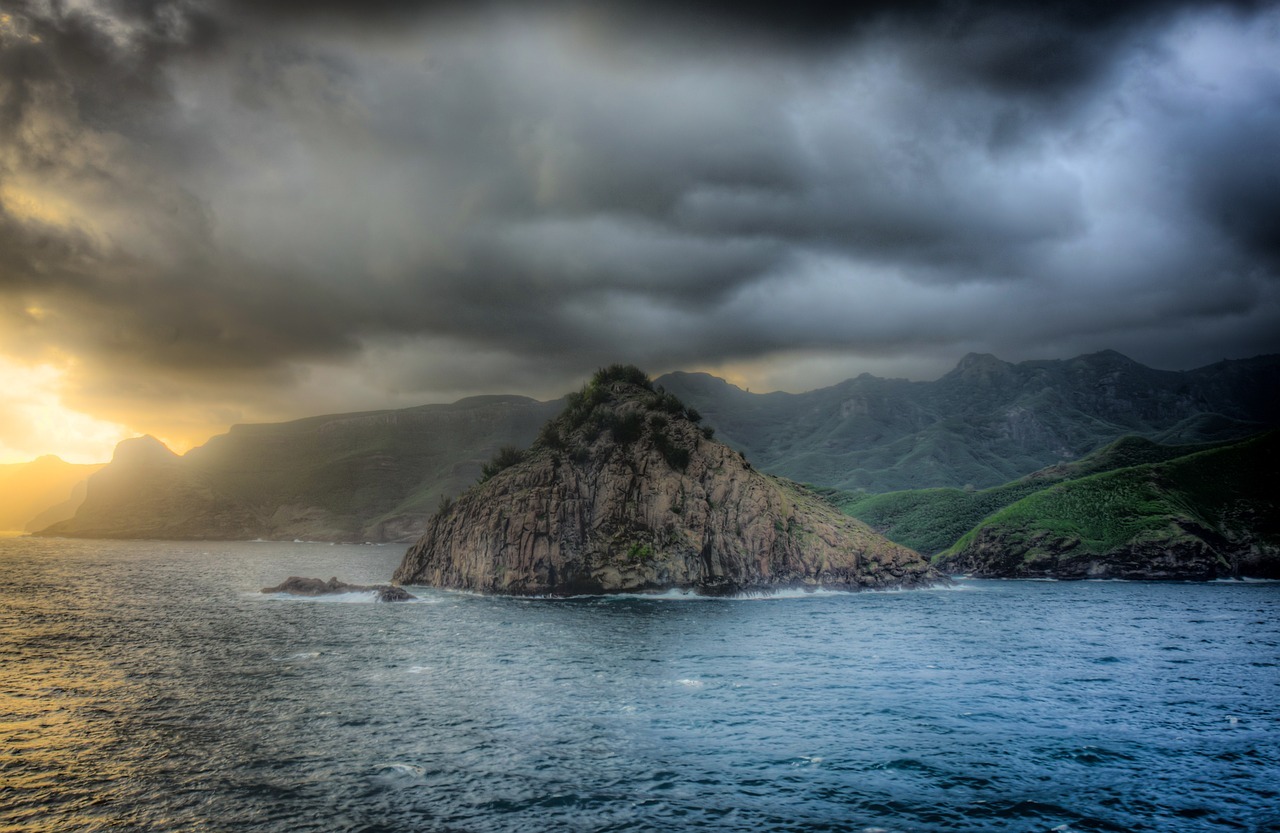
xmin=834 ymin=435 xmax=1229 ymax=555
xmin=934 ymin=431 xmax=1279 ymax=579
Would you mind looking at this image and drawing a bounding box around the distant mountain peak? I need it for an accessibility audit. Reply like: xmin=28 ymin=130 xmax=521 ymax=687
xmin=945 ymin=352 xmax=1013 ymax=383
xmin=110 ymin=435 xmax=178 ymax=465
xmin=1076 ymin=349 xmax=1139 ymax=365
xmin=956 ymin=351 xmax=1004 ymax=367
xmin=654 ymin=370 xmax=747 ymax=396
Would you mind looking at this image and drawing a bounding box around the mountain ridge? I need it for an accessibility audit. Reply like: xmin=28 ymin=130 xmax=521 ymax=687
xmin=656 ymin=350 xmax=1279 ymax=492
xmin=34 ymin=349 xmax=1279 ymax=543
xmin=39 ymin=397 xmax=563 ymax=542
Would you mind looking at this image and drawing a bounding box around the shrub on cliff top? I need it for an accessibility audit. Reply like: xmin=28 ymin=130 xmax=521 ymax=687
xmin=562 ymin=365 xmax=654 ymax=434
xmin=480 ymin=446 xmax=527 ymax=482
xmin=592 ymin=364 xmax=653 ymax=390
xmin=539 ymin=365 xmax=713 ymax=468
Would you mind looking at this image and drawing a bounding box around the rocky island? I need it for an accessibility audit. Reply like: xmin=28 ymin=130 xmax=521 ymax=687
xmin=393 ymin=366 xmax=941 ymax=595
xmin=262 ymin=576 xmax=416 ymax=602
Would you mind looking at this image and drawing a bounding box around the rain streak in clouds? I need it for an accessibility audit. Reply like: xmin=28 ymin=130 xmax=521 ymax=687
xmin=0 ymin=0 xmax=1278 ymax=452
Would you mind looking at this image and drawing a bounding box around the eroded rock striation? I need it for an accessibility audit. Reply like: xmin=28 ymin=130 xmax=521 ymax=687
xmin=262 ymin=576 xmax=416 ymax=602
xmin=394 ymin=366 xmax=942 ymax=596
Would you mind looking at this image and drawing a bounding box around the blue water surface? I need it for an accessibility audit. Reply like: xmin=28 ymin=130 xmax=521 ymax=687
xmin=1 ymin=537 xmax=1277 ymax=832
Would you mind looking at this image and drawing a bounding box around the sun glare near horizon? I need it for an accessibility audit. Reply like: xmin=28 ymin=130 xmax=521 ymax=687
xmin=0 ymin=358 xmax=135 ymax=464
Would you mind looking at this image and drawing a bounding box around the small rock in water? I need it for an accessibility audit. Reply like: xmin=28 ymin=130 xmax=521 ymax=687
xmin=261 ymin=575 xmax=416 ymax=602
xmin=375 ymin=585 xmax=415 ymax=602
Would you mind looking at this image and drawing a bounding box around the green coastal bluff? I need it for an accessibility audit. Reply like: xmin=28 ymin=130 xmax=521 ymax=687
xmin=393 ymin=366 xmax=941 ymax=596
xmin=935 ymin=430 xmax=1280 ymax=580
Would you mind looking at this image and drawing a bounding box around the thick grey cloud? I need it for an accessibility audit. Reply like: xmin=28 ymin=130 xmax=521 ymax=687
xmin=1 ymin=0 xmax=1277 ymax=444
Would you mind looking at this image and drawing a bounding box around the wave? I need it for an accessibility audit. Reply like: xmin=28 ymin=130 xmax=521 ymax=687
xmin=411 ymin=581 xmax=972 ymax=603
xmin=564 ymin=583 xmax=975 ymax=602
xmin=255 ymin=591 xmax=435 ymax=604
xmin=272 ymin=651 xmax=321 ymax=662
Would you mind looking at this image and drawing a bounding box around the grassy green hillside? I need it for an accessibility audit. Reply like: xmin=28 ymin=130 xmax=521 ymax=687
xmin=935 ymin=431 xmax=1279 ymax=579
xmin=834 ymin=435 xmax=1228 ymax=555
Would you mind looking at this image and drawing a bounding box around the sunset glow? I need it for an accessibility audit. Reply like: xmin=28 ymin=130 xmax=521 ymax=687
xmin=0 ymin=358 xmax=133 ymax=464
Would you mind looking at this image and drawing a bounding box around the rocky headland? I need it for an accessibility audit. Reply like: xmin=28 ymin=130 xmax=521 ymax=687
xmin=393 ymin=366 xmax=941 ymax=596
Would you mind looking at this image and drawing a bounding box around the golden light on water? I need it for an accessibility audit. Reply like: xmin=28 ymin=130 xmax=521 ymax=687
xmin=0 ymin=544 xmax=134 ymax=827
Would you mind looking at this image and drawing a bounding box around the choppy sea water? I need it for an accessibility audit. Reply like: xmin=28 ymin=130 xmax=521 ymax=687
xmin=1 ymin=537 xmax=1277 ymax=833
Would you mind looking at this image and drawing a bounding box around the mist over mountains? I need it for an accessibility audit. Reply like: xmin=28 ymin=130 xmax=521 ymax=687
xmin=0 ymin=457 xmax=102 ymax=533
xmin=29 ymin=350 xmax=1280 ymax=543
xmin=37 ymin=396 xmax=559 ymax=542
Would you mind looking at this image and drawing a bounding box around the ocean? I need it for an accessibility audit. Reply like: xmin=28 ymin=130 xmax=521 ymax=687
xmin=1 ymin=537 xmax=1277 ymax=832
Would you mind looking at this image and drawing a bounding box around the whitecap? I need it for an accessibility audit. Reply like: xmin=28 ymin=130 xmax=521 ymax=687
xmin=264 ymin=591 xmax=382 ymax=603
xmin=273 ymin=651 xmax=321 ymax=662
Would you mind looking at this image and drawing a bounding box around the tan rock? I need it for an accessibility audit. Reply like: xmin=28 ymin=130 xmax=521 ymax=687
xmin=394 ymin=368 xmax=941 ymax=595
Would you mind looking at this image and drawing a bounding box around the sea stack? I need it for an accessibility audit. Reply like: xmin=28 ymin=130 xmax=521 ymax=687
xmin=394 ymin=365 xmax=941 ymax=595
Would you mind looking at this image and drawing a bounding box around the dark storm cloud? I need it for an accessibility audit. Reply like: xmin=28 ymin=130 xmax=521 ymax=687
xmin=1 ymin=0 xmax=1277 ymax=441
xmin=222 ymin=0 xmax=1265 ymax=97
xmin=1185 ymin=122 xmax=1280 ymax=270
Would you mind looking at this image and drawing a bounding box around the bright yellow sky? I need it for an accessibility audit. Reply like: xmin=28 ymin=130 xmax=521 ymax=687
xmin=0 ymin=357 xmax=136 ymax=464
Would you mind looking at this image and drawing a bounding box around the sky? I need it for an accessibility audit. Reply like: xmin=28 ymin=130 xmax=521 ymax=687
xmin=1 ymin=0 xmax=1278 ymax=462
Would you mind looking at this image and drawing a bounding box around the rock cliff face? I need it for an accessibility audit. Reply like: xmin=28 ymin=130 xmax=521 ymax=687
xmin=394 ymin=367 xmax=940 ymax=595
xmin=37 ymin=436 xmax=235 ymax=540
xmin=940 ymin=521 xmax=1277 ymax=581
